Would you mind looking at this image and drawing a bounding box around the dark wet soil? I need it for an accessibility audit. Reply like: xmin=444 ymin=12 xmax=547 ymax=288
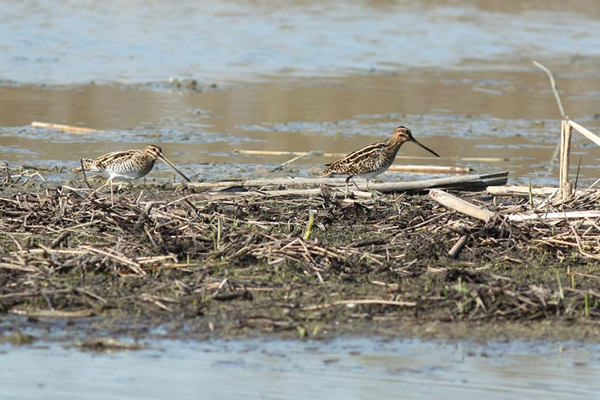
xmin=1 ymin=174 xmax=600 ymax=343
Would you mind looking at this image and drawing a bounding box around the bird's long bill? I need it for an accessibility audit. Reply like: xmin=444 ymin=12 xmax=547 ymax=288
xmin=412 ymin=139 xmax=440 ymax=158
xmin=158 ymin=154 xmax=191 ymax=182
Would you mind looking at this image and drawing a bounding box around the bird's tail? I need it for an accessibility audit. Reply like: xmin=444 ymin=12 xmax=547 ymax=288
xmin=320 ymin=163 xmax=333 ymax=177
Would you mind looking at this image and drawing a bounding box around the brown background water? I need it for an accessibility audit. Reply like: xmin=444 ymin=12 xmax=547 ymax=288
xmin=1 ymin=0 xmax=600 ymax=185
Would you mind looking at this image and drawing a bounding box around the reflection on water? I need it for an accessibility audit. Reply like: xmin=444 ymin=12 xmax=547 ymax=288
xmin=1 ymin=338 xmax=599 ymax=399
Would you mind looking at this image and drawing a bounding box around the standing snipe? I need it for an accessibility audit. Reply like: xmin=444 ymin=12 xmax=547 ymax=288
xmin=73 ymin=145 xmax=190 ymax=199
xmin=320 ymin=126 xmax=439 ymax=193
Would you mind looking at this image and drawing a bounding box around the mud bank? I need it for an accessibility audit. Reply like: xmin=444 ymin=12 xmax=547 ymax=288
xmin=1 ymin=175 xmax=599 ymax=343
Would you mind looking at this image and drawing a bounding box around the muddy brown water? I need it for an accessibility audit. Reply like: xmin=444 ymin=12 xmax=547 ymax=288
xmin=1 ymin=1 xmax=600 ymax=186
xmin=2 ymin=1 xmax=600 ymax=397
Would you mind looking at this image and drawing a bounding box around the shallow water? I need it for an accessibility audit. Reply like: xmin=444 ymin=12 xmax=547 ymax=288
xmin=1 ymin=0 xmax=600 ymax=84
xmin=1 ymin=71 xmax=600 ymax=185
xmin=1 ymin=1 xmax=600 ymax=185
xmin=2 ymin=338 xmax=599 ymax=399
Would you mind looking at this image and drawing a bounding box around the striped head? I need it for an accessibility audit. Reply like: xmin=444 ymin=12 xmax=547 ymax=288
xmin=143 ymin=144 xmax=192 ymax=183
xmin=144 ymin=145 xmax=163 ymax=160
xmin=389 ymin=126 xmax=414 ymax=145
xmin=390 ymin=126 xmax=440 ymax=157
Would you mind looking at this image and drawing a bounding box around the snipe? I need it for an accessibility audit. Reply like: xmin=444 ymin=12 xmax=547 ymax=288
xmin=320 ymin=126 xmax=439 ymax=194
xmin=73 ymin=145 xmax=190 ymax=200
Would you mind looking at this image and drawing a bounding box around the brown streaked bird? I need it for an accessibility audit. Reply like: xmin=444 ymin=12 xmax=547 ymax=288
xmin=73 ymin=145 xmax=191 ymax=199
xmin=320 ymin=126 xmax=440 ymax=193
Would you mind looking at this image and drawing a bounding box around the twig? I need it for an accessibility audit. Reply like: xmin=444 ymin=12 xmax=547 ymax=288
xmin=568 ymin=120 xmax=600 ymax=147
xmin=235 ymin=148 xmax=507 ymax=163
xmin=559 ymin=120 xmax=573 ymax=200
xmin=187 ymin=172 xmax=509 ymax=194
xmin=31 ymin=121 xmax=101 ymax=134
xmin=9 ymin=308 xmax=94 ymax=318
xmin=448 ymin=235 xmax=468 ymax=258
xmin=507 ymin=211 xmax=600 ymax=222
xmin=271 ymin=152 xmax=310 ymax=172
xmin=386 ymin=165 xmax=471 ymax=174
xmin=533 ymin=61 xmax=568 ymax=173
xmin=302 ymin=298 xmax=416 ymax=311
xmin=134 ymin=202 xmax=154 ymax=233
xmin=80 ymin=158 xmax=91 ymax=189
xmin=82 ymin=246 xmax=146 ymax=275
xmin=532 ymin=61 xmax=567 ymax=119
xmin=429 ymin=189 xmax=497 ymax=223
xmin=50 ymin=230 xmax=70 ymax=249
xmin=487 ymin=185 xmax=561 ymax=196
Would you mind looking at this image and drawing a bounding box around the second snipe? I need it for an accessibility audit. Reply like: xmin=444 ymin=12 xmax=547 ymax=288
xmin=73 ymin=145 xmax=191 ymax=198
xmin=320 ymin=126 xmax=440 ymax=193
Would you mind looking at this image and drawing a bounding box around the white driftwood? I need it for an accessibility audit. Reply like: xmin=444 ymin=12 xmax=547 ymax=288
xmin=235 ymin=149 xmax=507 ymax=163
xmin=568 ymin=120 xmax=600 ymax=147
xmin=186 ymin=172 xmax=508 ymax=194
xmin=235 ymin=149 xmax=346 ymax=158
xmin=487 ymin=185 xmax=560 ymax=196
xmin=386 ymin=165 xmax=471 ymax=174
xmin=507 ymin=211 xmax=600 ymax=222
xmin=188 ymin=177 xmax=349 ymax=190
xmin=200 ymin=187 xmax=373 ymax=199
xmin=488 ymin=185 xmax=600 ymax=197
xmin=532 ymin=61 xmax=567 ymax=119
xmin=429 ymin=189 xmax=497 ymax=223
xmin=448 ymin=235 xmax=468 ymax=258
xmin=559 ymin=120 xmax=573 ymax=200
xmin=31 ymin=121 xmax=100 ymax=134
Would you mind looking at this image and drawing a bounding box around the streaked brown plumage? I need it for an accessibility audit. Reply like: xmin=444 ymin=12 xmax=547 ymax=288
xmin=320 ymin=126 xmax=439 ymax=192
xmin=73 ymin=145 xmax=190 ymax=182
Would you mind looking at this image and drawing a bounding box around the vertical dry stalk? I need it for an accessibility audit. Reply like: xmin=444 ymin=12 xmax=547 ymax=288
xmin=559 ymin=120 xmax=573 ymax=200
xmin=532 ymin=61 xmax=567 ymax=119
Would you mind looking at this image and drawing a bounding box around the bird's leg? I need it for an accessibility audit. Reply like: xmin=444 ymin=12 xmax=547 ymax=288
xmin=108 ymin=177 xmax=114 ymax=207
xmin=344 ymin=175 xmax=354 ymax=198
xmin=366 ymin=179 xmax=384 ymax=200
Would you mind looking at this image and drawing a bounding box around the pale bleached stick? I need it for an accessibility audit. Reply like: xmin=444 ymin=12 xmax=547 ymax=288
xmin=31 ymin=121 xmax=100 ymax=134
xmin=448 ymin=235 xmax=468 ymax=258
xmin=301 ymin=298 xmax=416 ymax=311
xmin=507 ymin=211 xmax=600 ymax=222
xmin=9 ymin=308 xmax=94 ymax=318
xmin=487 ymin=185 xmax=561 ymax=196
xmin=429 ymin=189 xmax=497 ymax=223
xmin=386 ymin=165 xmax=471 ymax=174
xmin=237 ymin=148 xmax=506 ymax=163
xmin=568 ymin=120 xmax=600 ymax=147
xmin=186 ymin=172 xmax=508 ymax=192
xmin=235 ymin=149 xmax=345 ymax=158
xmin=532 ymin=61 xmax=567 ymax=119
xmin=189 ymin=177 xmax=349 ymax=189
xmin=200 ymin=187 xmax=373 ymax=199
xmin=271 ymin=152 xmax=310 ymax=172
xmin=532 ymin=61 xmax=568 ymax=172
xmin=195 ymin=173 xmax=508 ymax=199
xmin=560 ymin=120 xmax=573 ymax=200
